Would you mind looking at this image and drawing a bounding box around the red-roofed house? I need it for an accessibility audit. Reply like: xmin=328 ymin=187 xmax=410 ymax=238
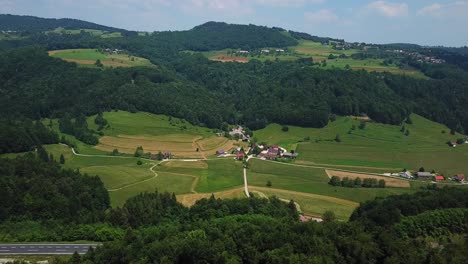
xmin=454 ymin=174 xmax=465 ymax=182
xmin=435 ymin=176 xmax=444 ymax=182
xmin=236 ymin=153 xmax=245 ymax=160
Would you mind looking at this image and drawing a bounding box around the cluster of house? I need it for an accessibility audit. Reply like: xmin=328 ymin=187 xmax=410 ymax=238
xmin=229 ymin=126 xmax=250 ymax=142
xmin=215 ymin=147 xmax=246 ymax=160
xmin=392 ymin=49 xmax=445 ymax=64
xmin=150 ymin=152 xmax=173 ymax=160
xmin=448 ymin=139 xmax=468 ymax=147
xmin=104 ymin=48 xmax=122 ymax=54
xmin=252 ymin=143 xmax=299 ymax=160
xmin=236 ymin=49 xmax=286 ymax=55
xmin=396 ymin=170 xmax=465 ymax=183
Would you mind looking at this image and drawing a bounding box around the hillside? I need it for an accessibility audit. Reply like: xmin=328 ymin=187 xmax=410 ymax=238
xmin=0 ymin=14 xmax=129 ymax=33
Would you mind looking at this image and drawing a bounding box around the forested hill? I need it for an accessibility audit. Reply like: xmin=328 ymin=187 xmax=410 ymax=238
xmin=155 ymin=21 xmax=298 ymax=51
xmin=0 ymin=14 xmax=129 ymax=33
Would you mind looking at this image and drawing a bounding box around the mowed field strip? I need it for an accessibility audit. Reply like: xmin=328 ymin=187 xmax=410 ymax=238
xmin=48 ymin=49 xmax=154 ymax=68
xmin=325 ymin=169 xmax=411 ymax=188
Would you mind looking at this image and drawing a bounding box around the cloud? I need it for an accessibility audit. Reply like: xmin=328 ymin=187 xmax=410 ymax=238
xmin=255 ymin=0 xmax=325 ymax=7
xmin=417 ymin=3 xmax=442 ymax=15
xmin=366 ymin=1 xmax=408 ymax=17
xmin=417 ymin=1 xmax=468 ymax=18
xmin=304 ymin=9 xmax=338 ymax=23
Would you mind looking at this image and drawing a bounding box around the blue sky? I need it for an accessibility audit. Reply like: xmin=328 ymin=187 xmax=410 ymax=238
xmin=1 ymin=0 xmax=467 ymax=46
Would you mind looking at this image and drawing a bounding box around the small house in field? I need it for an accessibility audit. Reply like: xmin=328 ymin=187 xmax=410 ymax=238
xmin=434 ymin=176 xmax=444 ymax=182
xmin=399 ymin=171 xmax=413 ymax=179
xmin=216 ymin=150 xmax=227 ymax=156
xmin=449 ymin=142 xmax=457 ymax=147
xmin=238 ymin=50 xmax=249 ymax=54
xmin=283 ymin=152 xmax=299 ymax=159
xmin=261 ymin=49 xmax=270 ymax=54
xmin=236 ymin=153 xmax=246 ymax=160
xmin=417 ymin=172 xmax=432 ymax=180
xmin=454 ymin=174 xmax=465 ymax=183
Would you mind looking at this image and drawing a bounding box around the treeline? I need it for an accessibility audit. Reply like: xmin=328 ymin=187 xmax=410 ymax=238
xmin=289 ymin=30 xmax=343 ymax=44
xmin=0 ymin=119 xmax=58 ymax=154
xmin=59 ymin=114 xmax=99 ymax=145
xmin=329 ymin=176 xmax=386 ymax=188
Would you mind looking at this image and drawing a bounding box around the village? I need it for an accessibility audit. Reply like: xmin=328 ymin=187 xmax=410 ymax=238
xmin=216 ymin=126 xmax=299 ymax=161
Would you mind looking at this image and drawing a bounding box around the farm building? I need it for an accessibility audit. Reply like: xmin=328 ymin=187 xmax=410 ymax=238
xmin=454 ymin=174 xmax=465 ymax=182
xmin=216 ymin=150 xmax=227 ymax=156
xmin=236 ymin=153 xmax=246 ymax=161
xmin=448 ymin=142 xmax=457 ymax=147
xmin=399 ymin=171 xmax=413 ymax=179
xmin=416 ymin=172 xmax=433 ymax=179
xmin=283 ymin=152 xmax=299 ymax=159
xmin=434 ymin=176 xmax=444 ymax=182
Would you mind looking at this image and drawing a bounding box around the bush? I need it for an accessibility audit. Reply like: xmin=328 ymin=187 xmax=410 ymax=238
xmin=137 ymin=160 xmax=143 ymax=165
xmin=282 ymin=126 xmax=289 ymax=132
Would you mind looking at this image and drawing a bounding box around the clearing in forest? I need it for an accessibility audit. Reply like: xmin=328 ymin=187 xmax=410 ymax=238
xmin=48 ymin=49 xmax=154 ymax=68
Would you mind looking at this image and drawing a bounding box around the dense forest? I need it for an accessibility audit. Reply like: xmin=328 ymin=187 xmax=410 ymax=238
xmin=0 ymin=14 xmax=130 ymax=33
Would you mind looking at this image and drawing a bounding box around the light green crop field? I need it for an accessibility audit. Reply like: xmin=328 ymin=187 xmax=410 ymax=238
xmin=44 ymin=144 xmax=195 ymax=207
xmin=255 ymin=114 xmax=468 ymax=176
xmin=48 ymin=49 xmax=154 ymax=68
xmin=155 ymin=159 xmax=244 ymax=193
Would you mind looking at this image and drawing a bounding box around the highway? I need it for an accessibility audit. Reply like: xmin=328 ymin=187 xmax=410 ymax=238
xmin=0 ymin=244 xmax=99 ymax=255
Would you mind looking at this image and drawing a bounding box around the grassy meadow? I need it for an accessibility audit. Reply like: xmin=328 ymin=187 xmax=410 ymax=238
xmin=48 ymin=49 xmax=154 ymax=68
xmin=254 ymin=114 xmax=468 ymax=177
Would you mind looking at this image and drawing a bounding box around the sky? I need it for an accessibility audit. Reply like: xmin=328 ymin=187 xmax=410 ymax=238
xmin=1 ymin=0 xmax=467 ymax=46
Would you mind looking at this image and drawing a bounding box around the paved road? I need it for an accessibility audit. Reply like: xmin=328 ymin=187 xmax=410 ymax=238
xmin=0 ymin=244 xmax=99 ymax=255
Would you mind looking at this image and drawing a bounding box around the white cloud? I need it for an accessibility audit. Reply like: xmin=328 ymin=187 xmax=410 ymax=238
xmin=366 ymin=1 xmax=408 ymax=17
xmin=417 ymin=3 xmax=442 ymax=15
xmin=256 ymin=0 xmax=325 ymax=7
xmin=304 ymin=9 xmax=338 ymax=23
xmin=417 ymin=1 xmax=468 ymax=18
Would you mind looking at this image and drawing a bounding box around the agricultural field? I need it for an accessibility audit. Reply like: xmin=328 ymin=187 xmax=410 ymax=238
xmin=48 ymin=49 xmax=154 ymax=68
xmin=88 ymin=111 xmax=238 ymax=159
xmin=200 ymin=39 xmax=424 ymax=77
xmin=254 ymin=114 xmax=468 ymax=177
xmin=44 ymin=144 xmax=196 ymax=207
xmin=47 ymin=27 xmax=122 ymax=38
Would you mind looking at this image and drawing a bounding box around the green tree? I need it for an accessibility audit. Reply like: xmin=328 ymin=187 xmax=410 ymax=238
xmin=59 ymin=154 xmax=65 ymax=164
xmin=378 ymin=180 xmax=386 ymax=188
xmin=112 ymin=149 xmax=119 ymax=156
xmin=37 ymin=145 xmax=49 ymax=162
xmin=405 ymin=116 xmax=413 ymax=124
xmin=95 ymin=59 xmax=103 ymax=68
xmin=134 ymin=146 xmax=144 ymax=157
xmin=282 ymin=126 xmax=289 ymax=132
xmin=359 ymin=120 xmax=366 ymax=129
xmin=405 ymin=129 xmax=410 ymax=136
xmin=137 ymin=160 xmax=143 ymax=165
xmin=266 ymin=180 xmax=272 ymax=187
xmin=70 ymin=251 xmax=81 ymax=264
xmin=335 ymin=134 xmax=341 ymax=142
xmin=329 ymin=176 xmax=341 ymax=186
xmin=322 ymin=210 xmax=336 ymax=222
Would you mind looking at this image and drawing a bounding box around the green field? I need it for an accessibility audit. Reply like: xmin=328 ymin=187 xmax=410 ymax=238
xmin=248 ymin=159 xmax=413 ymax=203
xmin=44 ymin=144 xmax=195 ymax=207
xmin=47 ymin=27 xmax=122 ymax=38
xmin=255 ymin=114 xmax=468 ymax=176
xmin=155 ymin=159 xmax=244 ymax=193
xmin=200 ymin=39 xmax=424 ymax=77
xmin=49 ymin=49 xmax=154 ymax=68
